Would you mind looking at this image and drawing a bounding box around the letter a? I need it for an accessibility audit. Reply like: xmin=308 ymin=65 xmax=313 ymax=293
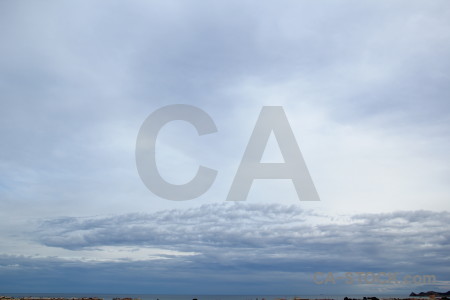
xmin=226 ymin=106 xmax=319 ymax=202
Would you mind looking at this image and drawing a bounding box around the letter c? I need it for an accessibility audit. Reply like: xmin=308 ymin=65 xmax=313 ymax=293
xmin=136 ymin=104 xmax=218 ymax=200
xmin=314 ymin=272 xmax=324 ymax=284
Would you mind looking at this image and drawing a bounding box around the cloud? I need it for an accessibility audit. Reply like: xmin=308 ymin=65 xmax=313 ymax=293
xmin=1 ymin=203 xmax=448 ymax=294
xmin=34 ymin=204 xmax=450 ymax=276
xmin=1 ymin=0 xmax=449 ymax=217
xmin=1 ymin=0 xmax=450 ymax=294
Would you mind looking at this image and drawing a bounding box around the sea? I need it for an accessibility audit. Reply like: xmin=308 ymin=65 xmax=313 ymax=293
xmin=0 ymin=294 xmax=418 ymax=300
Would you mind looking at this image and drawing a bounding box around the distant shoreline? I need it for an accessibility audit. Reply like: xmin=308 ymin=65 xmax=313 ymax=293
xmin=1 ymin=295 xmax=449 ymax=300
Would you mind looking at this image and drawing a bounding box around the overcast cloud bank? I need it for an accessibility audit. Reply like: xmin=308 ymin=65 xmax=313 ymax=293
xmin=2 ymin=204 xmax=447 ymax=293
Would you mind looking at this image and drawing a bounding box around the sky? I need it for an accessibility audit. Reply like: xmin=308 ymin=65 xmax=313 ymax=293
xmin=0 ymin=0 xmax=450 ymax=296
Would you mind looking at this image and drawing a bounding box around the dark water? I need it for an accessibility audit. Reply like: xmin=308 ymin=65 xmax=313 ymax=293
xmin=0 ymin=294 xmax=411 ymax=300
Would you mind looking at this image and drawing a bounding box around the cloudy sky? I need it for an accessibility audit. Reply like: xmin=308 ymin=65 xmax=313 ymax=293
xmin=1 ymin=0 xmax=449 ymax=296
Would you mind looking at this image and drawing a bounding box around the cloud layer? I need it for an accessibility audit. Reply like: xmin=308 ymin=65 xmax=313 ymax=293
xmin=35 ymin=204 xmax=450 ymax=272
xmin=2 ymin=204 xmax=446 ymax=293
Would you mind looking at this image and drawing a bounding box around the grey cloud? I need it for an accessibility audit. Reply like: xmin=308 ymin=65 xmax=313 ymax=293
xmin=1 ymin=0 xmax=449 ymax=215
xmin=0 ymin=253 xmax=326 ymax=294
xmin=37 ymin=203 xmax=308 ymax=249
xmin=1 ymin=204 xmax=447 ymax=293
xmin=35 ymin=204 xmax=450 ymax=277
